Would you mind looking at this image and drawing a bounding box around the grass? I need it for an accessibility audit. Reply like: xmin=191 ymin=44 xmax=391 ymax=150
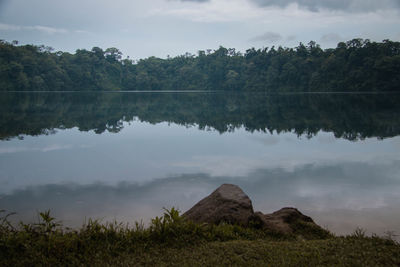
xmin=1 ymin=208 xmax=399 ymax=266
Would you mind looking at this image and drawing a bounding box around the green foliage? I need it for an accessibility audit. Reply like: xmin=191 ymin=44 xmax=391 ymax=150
xmin=1 ymin=39 xmax=399 ymax=92
xmin=291 ymin=221 xmax=333 ymax=240
xmin=148 ymin=207 xmax=191 ymax=243
xmin=0 ymin=209 xmax=399 ymax=266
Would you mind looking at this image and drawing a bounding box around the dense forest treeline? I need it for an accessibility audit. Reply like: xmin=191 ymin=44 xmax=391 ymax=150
xmin=0 ymin=39 xmax=399 ymax=91
xmin=1 ymin=92 xmax=399 ymax=141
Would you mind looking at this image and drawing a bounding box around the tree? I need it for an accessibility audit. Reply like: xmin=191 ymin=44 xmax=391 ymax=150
xmin=105 ymin=47 xmax=122 ymax=62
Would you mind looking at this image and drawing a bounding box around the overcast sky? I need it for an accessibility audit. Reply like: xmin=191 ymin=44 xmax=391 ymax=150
xmin=0 ymin=0 xmax=399 ymax=59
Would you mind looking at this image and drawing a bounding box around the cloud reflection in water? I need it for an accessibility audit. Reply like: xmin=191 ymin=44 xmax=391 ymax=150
xmin=1 ymin=160 xmax=399 ymax=238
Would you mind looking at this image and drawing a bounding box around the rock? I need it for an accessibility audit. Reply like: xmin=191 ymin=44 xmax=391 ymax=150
xmin=250 ymin=207 xmax=316 ymax=234
xmin=183 ymin=184 xmax=254 ymax=225
xmin=183 ymin=184 xmax=325 ymax=236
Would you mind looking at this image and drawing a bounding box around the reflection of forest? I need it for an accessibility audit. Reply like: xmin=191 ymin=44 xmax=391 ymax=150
xmin=1 ymin=92 xmax=399 ymax=141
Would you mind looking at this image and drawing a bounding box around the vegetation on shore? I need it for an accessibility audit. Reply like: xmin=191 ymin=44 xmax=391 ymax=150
xmin=1 ymin=209 xmax=399 ymax=266
xmin=1 ymin=38 xmax=399 ymax=92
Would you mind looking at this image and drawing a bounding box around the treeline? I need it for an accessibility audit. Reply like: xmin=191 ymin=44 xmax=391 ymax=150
xmin=0 ymin=39 xmax=399 ymax=91
xmin=1 ymin=92 xmax=400 ymax=140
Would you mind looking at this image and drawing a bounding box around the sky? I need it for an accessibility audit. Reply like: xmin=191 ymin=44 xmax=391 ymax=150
xmin=0 ymin=0 xmax=399 ymax=59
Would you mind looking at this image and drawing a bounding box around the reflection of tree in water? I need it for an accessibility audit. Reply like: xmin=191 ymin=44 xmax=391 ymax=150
xmin=1 ymin=92 xmax=399 ymax=141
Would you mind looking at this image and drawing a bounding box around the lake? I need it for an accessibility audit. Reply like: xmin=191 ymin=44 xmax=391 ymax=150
xmin=1 ymin=91 xmax=400 ymax=238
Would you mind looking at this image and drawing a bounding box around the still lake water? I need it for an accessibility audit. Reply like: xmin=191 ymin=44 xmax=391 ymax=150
xmin=1 ymin=91 xmax=400 ymax=237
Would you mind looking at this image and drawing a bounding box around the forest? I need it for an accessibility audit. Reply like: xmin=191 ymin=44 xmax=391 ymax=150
xmin=0 ymin=39 xmax=399 ymax=92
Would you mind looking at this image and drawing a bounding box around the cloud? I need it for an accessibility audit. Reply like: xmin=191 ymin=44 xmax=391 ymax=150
xmin=249 ymin=32 xmax=296 ymax=43
xmin=286 ymin=35 xmax=297 ymax=41
xmin=41 ymin=144 xmax=72 ymax=152
xmin=74 ymin=30 xmax=90 ymax=34
xmin=151 ymin=0 xmax=266 ymax=23
xmin=172 ymin=0 xmax=209 ymax=2
xmin=1 ymin=160 xmax=400 ymax=236
xmin=0 ymin=147 xmax=29 ymax=154
xmin=249 ymin=31 xmax=282 ymax=42
xmin=171 ymin=0 xmax=400 ymax=12
xmin=0 ymin=144 xmax=72 ymax=154
xmin=251 ymin=135 xmax=280 ymax=146
xmin=250 ymin=0 xmax=400 ymax=12
xmin=29 ymin=25 xmax=68 ymax=34
xmin=0 ymin=23 xmax=20 ymax=31
xmin=173 ymin=155 xmax=266 ymax=176
xmin=0 ymin=23 xmax=68 ymax=34
xmin=320 ymin=33 xmax=344 ymax=43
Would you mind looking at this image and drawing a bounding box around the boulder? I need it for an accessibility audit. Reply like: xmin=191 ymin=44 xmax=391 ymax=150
xmin=183 ymin=184 xmax=254 ymax=225
xmin=183 ymin=184 xmax=324 ymax=235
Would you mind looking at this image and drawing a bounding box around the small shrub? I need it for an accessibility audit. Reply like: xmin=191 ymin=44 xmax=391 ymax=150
xmin=352 ymin=227 xmax=366 ymax=238
xmin=383 ymin=231 xmax=399 ymax=245
xmin=291 ymin=221 xmax=333 ymax=240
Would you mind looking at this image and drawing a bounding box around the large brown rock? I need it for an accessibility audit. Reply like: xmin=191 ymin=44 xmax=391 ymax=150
xmin=183 ymin=184 xmax=254 ymax=225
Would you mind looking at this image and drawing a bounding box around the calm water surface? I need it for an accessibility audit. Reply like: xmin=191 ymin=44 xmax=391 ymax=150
xmin=1 ymin=92 xmax=399 ymax=237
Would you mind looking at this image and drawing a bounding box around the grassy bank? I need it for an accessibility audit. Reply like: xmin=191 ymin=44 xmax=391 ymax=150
xmin=1 ymin=209 xmax=399 ymax=266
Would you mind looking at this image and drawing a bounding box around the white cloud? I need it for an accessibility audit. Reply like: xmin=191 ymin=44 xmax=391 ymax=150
xmin=41 ymin=144 xmax=72 ymax=152
xmin=29 ymin=25 xmax=68 ymax=34
xmin=149 ymin=0 xmax=266 ymax=22
xmin=0 ymin=23 xmax=68 ymax=34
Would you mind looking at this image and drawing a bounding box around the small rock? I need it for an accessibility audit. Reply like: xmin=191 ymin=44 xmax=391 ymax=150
xmin=250 ymin=207 xmax=316 ymax=234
